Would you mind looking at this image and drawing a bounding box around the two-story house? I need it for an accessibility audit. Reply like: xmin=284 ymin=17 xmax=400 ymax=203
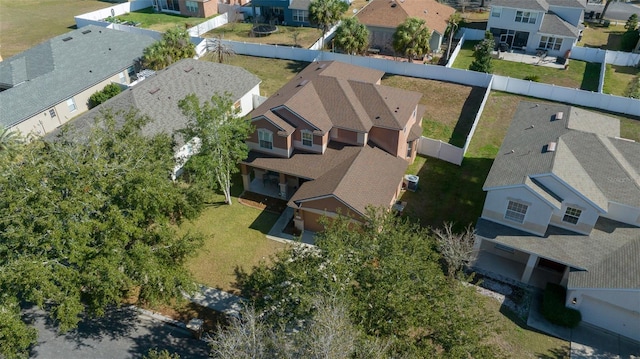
xmin=356 ymin=0 xmax=456 ymax=55
xmin=473 ymin=101 xmax=640 ymax=341
xmin=0 ymin=25 xmax=156 ymax=137
xmin=249 ymin=0 xmax=349 ymax=26
xmin=240 ymin=61 xmax=425 ymax=232
xmin=487 ymin=0 xmax=585 ymax=56
xmin=153 ymin=0 xmax=236 ymax=18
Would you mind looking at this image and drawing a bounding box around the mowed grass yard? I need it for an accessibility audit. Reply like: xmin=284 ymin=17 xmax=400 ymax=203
xmin=603 ymin=64 xmax=640 ymax=97
xmin=115 ymin=6 xmax=215 ymax=32
xmin=453 ymin=40 xmax=600 ymax=91
xmin=0 ymin=0 xmax=111 ymax=58
xmin=578 ymin=22 xmax=627 ymax=50
xmin=204 ymin=23 xmax=322 ymax=49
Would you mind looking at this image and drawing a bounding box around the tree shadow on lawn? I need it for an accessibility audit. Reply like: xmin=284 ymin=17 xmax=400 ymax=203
xmin=450 ymin=86 xmax=487 ymax=147
xmin=285 ymin=60 xmax=311 ymax=74
xmin=580 ymin=62 xmax=601 ymax=91
xmin=400 ymin=156 xmax=494 ymax=232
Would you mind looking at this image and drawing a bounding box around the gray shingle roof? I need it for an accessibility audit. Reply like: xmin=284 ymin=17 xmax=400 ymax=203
xmin=547 ymin=0 xmax=585 ymax=9
xmin=46 ymin=59 xmax=261 ymax=144
xmin=476 ymin=217 xmax=640 ymax=289
xmin=0 ymin=25 xmax=156 ymax=128
xmin=539 ymin=13 xmax=580 ymax=37
xmin=491 ymin=0 xmax=548 ymax=11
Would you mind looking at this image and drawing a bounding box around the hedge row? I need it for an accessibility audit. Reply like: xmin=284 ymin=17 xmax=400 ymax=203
xmin=542 ymin=283 xmax=581 ymax=328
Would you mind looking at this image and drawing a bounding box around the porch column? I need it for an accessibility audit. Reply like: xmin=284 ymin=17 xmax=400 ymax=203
xmin=521 ymin=254 xmax=538 ymax=284
xmin=560 ymin=266 xmax=570 ymax=287
xmin=240 ymin=164 xmax=250 ymax=191
xmin=294 ymin=209 xmax=304 ymax=231
xmin=279 ymin=173 xmax=287 ymax=198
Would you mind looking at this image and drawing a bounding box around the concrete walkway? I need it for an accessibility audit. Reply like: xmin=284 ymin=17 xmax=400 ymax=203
xmin=266 ymin=206 xmax=315 ymax=245
xmin=527 ymin=291 xmax=640 ymax=358
xmin=184 ymin=285 xmax=245 ymax=317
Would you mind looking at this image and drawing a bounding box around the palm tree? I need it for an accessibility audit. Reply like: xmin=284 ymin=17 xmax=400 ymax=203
xmin=0 ymin=127 xmax=23 ymax=161
xmin=206 ymin=36 xmax=235 ymax=63
xmin=334 ymin=17 xmax=370 ymax=55
xmin=392 ymin=17 xmax=431 ymax=63
xmin=142 ymin=27 xmax=195 ymax=70
xmin=309 ymin=0 xmax=344 ymax=49
xmin=445 ymin=13 xmax=462 ymax=62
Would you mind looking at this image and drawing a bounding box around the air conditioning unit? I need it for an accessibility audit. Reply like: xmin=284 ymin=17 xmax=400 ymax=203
xmin=404 ymin=174 xmax=419 ymax=192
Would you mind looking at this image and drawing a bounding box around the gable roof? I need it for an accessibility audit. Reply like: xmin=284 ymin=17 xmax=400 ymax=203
xmin=356 ymin=0 xmax=455 ymax=35
xmin=0 ymin=25 xmax=157 ymax=128
xmin=539 ymin=13 xmax=580 ymax=37
xmin=46 ymin=59 xmax=261 ymax=143
xmin=491 ymin=0 xmax=548 ymax=11
xmin=289 ymin=143 xmax=408 ymax=216
xmin=483 ymin=101 xmax=640 ymax=208
xmin=250 ymin=61 xmax=422 ymax=134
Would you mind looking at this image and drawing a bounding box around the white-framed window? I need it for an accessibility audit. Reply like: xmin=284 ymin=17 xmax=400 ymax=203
xmin=119 ymin=71 xmax=126 ymax=84
xmin=406 ymin=141 xmax=413 ymax=158
xmin=505 ymin=200 xmax=528 ymax=223
xmin=185 ymin=0 xmax=198 ymax=13
xmin=563 ymin=207 xmax=582 ymax=224
xmin=49 ymin=109 xmax=56 ymax=118
xmin=66 ymin=98 xmax=77 ymax=112
xmin=258 ymin=129 xmax=273 ymax=150
xmin=292 ymin=9 xmax=309 ymax=22
xmin=301 ymin=130 xmax=313 ymax=147
xmin=515 ymin=11 xmax=537 ymax=24
xmin=539 ymin=36 xmax=563 ymax=51
xmin=491 ymin=6 xmax=501 ymax=18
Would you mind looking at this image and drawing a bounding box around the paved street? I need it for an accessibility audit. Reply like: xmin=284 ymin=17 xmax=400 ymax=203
xmin=585 ymin=1 xmax=640 ymax=21
xmin=27 ymin=307 xmax=210 ymax=359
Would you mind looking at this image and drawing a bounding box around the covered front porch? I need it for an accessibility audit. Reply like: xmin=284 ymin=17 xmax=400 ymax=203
xmin=472 ymin=238 xmax=567 ymax=289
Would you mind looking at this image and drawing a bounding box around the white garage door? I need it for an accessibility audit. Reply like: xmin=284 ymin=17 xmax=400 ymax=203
xmin=580 ymin=295 xmax=640 ymax=342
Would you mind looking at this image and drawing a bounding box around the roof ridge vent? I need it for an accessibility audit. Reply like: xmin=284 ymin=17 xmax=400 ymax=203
xmin=82 ymin=29 xmax=92 ymax=35
xmin=297 ymin=79 xmax=309 ymax=87
xmin=62 ymin=37 xmax=73 ymax=42
xmin=546 ymin=141 xmax=557 ymax=152
xmin=554 ymin=111 xmax=564 ymax=121
xmin=184 ymin=66 xmax=194 ymax=73
xmin=149 ymin=88 xmax=160 ymax=95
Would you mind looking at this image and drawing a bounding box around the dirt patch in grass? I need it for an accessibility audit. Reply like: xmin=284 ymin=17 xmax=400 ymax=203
xmin=239 ymin=191 xmax=288 ymax=213
xmin=381 ymin=75 xmax=486 ymax=146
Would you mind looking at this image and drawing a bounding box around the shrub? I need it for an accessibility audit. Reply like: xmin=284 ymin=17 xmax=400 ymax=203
xmin=524 ymin=75 xmax=540 ymax=82
xmin=89 ymin=83 xmax=122 ymax=109
xmin=624 ymin=76 xmax=640 ymax=99
xmin=620 ymin=30 xmax=640 ymax=52
xmin=542 ymin=283 xmax=581 ymax=328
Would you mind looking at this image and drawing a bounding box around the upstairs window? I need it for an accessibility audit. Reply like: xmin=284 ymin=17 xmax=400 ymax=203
xmin=505 ymin=200 xmax=528 ymax=223
xmin=258 ymin=129 xmax=273 ymax=150
xmin=515 ymin=11 xmax=537 ymax=24
xmin=49 ymin=109 xmax=57 ymax=118
xmin=301 ymin=130 xmax=313 ymax=147
xmin=491 ymin=6 xmax=502 ymax=18
xmin=66 ymin=98 xmax=77 ymax=112
xmin=563 ymin=207 xmax=582 ymax=224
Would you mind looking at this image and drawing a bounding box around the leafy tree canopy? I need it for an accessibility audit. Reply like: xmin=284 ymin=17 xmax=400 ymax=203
xmin=309 ymin=0 xmax=345 ymax=48
xmin=142 ymin=27 xmax=196 ymax=70
xmin=239 ymin=209 xmax=503 ymax=358
xmin=392 ymin=17 xmax=431 ymax=62
xmin=625 ymin=13 xmax=638 ymax=31
xmin=334 ymin=17 xmax=370 ymax=55
xmin=469 ymin=31 xmax=495 ymax=73
xmin=89 ymin=83 xmax=123 ymax=109
xmin=178 ymin=93 xmax=253 ymax=205
xmin=0 ymin=111 xmax=205 ymax=358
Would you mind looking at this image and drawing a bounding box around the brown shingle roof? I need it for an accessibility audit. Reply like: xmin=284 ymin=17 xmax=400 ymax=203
xmin=356 ymin=0 xmax=456 ymax=35
xmin=289 ymin=144 xmax=408 ymax=216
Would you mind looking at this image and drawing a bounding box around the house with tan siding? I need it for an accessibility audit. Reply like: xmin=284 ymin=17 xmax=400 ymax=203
xmin=241 ymin=61 xmax=425 ymax=232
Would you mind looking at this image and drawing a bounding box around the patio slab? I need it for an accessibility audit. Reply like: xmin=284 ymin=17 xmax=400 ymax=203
xmin=494 ymin=50 xmax=566 ymax=69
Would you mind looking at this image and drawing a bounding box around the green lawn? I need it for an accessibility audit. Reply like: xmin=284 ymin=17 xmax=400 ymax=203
xmin=0 ymin=0 xmax=111 ymax=58
xmin=579 ymin=22 xmax=627 ymax=50
xmin=603 ymin=64 xmax=640 ymax=97
xmin=453 ymin=40 xmax=600 ymax=91
xmin=221 ymin=55 xmax=310 ymax=97
xmin=203 ymin=23 xmax=322 ymax=49
xmin=114 ymin=6 xmax=215 ymax=32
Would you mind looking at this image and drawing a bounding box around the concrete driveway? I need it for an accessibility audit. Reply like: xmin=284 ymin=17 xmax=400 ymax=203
xmin=27 ymin=307 xmax=210 ymax=359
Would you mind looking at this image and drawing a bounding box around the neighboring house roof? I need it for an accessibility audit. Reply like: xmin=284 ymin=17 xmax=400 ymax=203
xmin=289 ymin=143 xmax=408 ymax=216
xmin=491 ymin=0 xmax=548 ymax=11
xmin=45 ymin=59 xmax=261 ymax=144
xmin=355 ymin=0 xmax=455 ymax=35
xmin=0 ymin=25 xmax=156 ymax=129
xmin=482 ymin=101 xmax=640 ymax=208
xmin=546 ymin=0 xmax=585 ymax=9
xmin=250 ymin=61 xmax=421 ymax=134
xmin=289 ymin=0 xmax=312 ymax=10
xmin=539 ymin=13 xmax=580 ymax=37
xmin=476 ymin=217 xmax=640 ymax=289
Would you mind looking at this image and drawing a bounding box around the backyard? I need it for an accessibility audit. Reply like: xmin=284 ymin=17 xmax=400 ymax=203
xmin=603 ymin=64 xmax=640 ymax=97
xmin=579 ymin=22 xmax=627 ymax=50
xmin=113 ymin=6 xmax=215 ymax=32
xmin=204 ymin=23 xmax=322 ymax=49
xmin=0 ymin=0 xmax=111 ymax=58
xmin=453 ymin=40 xmax=601 ymax=91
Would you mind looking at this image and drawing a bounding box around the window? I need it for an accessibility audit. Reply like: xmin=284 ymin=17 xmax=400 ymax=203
xmin=301 ymin=130 xmax=313 ymax=147
xmin=185 ymin=0 xmax=198 ymax=13
xmin=538 ymin=36 xmax=563 ymax=51
xmin=49 ymin=109 xmax=56 ymax=118
xmin=258 ymin=129 xmax=273 ymax=150
xmin=563 ymin=207 xmax=582 ymax=224
xmin=66 ymin=98 xmax=77 ymax=112
xmin=292 ymin=9 xmax=309 ymax=22
xmin=515 ymin=11 xmax=537 ymax=24
xmin=505 ymin=200 xmax=528 ymax=223
xmin=406 ymin=141 xmax=413 ymax=158
xmin=491 ymin=6 xmax=501 ymax=18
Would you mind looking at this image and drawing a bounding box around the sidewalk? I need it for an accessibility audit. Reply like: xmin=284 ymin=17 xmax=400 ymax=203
xmin=184 ymin=285 xmax=246 ymax=318
xmin=527 ymin=291 xmax=640 ymax=358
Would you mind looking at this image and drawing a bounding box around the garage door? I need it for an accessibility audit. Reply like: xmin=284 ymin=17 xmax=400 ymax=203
xmin=580 ymin=295 xmax=640 ymax=342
